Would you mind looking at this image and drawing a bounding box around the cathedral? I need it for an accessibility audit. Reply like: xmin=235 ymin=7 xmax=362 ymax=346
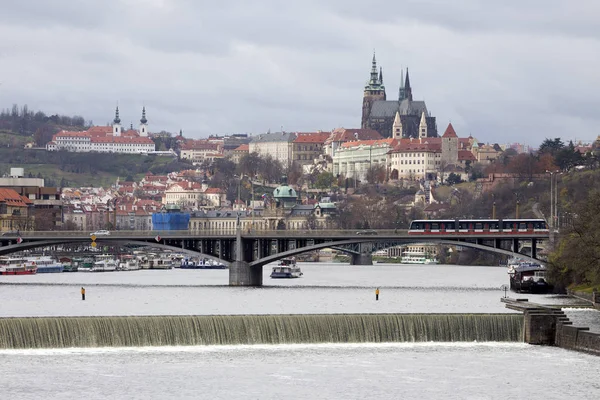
xmin=360 ymin=54 xmax=438 ymax=139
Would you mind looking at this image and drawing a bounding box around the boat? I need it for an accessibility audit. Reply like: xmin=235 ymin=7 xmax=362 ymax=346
xmin=509 ymin=262 xmax=553 ymax=294
xmin=270 ymin=257 xmax=303 ymax=279
xmin=180 ymin=257 xmax=227 ymax=269
xmin=60 ymin=257 xmax=79 ymax=272
xmin=0 ymin=256 xmax=37 ymax=275
xmin=77 ymin=257 xmax=95 ymax=272
xmin=91 ymin=255 xmax=118 ymax=272
xmin=139 ymin=253 xmax=175 ymax=269
xmin=26 ymin=256 xmax=64 ymax=273
xmin=118 ymin=256 xmax=140 ymax=271
xmin=400 ymin=247 xmax=439 ymax=264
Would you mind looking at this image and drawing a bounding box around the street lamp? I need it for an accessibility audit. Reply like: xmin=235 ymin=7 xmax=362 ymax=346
xmin=546 ymin=170 xmax=559 ymax=231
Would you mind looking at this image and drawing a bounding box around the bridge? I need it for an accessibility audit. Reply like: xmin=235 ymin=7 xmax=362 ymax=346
xmin=0 ymin=228 xmax=549 ymax=286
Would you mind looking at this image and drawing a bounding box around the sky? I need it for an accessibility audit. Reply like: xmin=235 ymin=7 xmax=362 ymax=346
xmin=1 ymin=0 xmax=599 ymax=146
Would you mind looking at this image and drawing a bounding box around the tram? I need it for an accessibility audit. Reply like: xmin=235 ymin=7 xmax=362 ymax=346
xmin=408 ymin=219 xmax=549 ymax=235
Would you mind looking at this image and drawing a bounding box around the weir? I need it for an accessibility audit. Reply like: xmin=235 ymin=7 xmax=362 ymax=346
xmin=0 ymin=314 xmax=523 ymax=349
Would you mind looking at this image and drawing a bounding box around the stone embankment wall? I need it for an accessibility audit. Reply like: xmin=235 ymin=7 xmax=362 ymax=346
xmin=503 ymin=298 xmax=600 ymax=356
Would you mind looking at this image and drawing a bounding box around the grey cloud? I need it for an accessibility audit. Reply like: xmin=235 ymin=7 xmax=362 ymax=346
xmin=0 ymin=0 xmax=598 ymax=146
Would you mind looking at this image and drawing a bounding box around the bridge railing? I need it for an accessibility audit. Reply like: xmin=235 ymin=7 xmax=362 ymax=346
xmin=11 ymin=229 xmax=408 ymax=238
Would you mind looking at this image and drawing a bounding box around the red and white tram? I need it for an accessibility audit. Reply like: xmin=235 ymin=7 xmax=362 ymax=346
xmin=408 ymin=219 xmax=549 ymax=235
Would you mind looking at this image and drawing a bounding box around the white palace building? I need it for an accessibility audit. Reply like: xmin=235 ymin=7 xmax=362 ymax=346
xmin=46 ymin=107 xmax=155 ymax=154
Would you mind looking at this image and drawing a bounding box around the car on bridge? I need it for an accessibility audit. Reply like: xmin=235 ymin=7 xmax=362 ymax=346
xmin=90 ymin=230 xmax=110 ymax=236
xmin=1 ymin=230 xmax=19 ymax=236
xmin=356 ymin=230 xmax=377 ymax=235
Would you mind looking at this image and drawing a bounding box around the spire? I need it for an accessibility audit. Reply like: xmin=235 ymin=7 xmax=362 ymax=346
xmin=405 ymin=68 xmax=413 ymax=101
xmin=399 ymin=68 xmax=407 ymax=101
xmin=113 ymin=106 xmax=121 ymax=124
xmin=130 ymin=122 xmax=133 ymax=130
xmin=379 ymin=67 xmax=383 ymax=85
xmin=369 ymin=51 xmax=378 ymax=85
xmin=140 ymin=106 xmax=147 ymax=124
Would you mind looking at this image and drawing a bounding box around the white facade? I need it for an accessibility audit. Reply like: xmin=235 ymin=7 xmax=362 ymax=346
xmin=332 ymin=139 xmax=396 ymax=181
xmin=388 ymin=147 xmax=440 ymax=180
xmin=249 ymin=132 xmax=295 ymax=166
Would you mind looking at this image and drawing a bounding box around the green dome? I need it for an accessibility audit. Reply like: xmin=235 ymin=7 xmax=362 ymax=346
xmin=273 ymin=185 xmax=297 ymax=199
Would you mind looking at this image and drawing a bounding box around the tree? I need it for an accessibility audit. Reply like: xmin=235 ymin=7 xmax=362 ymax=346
xmin=548 ymin=189 xmax=600 ymax=290
xmin=365 ymin=164 xmax=386 ymax=184
xmin=314 ymin=171 xmax=335 ymax=190
xmin=446 ymin=173 xmax=462 ymax=185
xmin=538 ymin=138 xmax=565 ymax=156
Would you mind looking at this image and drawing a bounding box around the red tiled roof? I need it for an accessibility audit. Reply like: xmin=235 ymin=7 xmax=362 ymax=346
xmin=204 ymin=188 xmax=224 ymax=194
xmin=327 ymin=128 xmax=382 ymax=143
xmin=0 ymin=188 xmax=31 ymax=207
xmin=234 ymin=144 xmax=249 ymax=151
xmin=458 ymin=150 xmax=477 ymax=161
xmin=293 ymin=132 xmax=331 ymax=144
xmin=341 ymin=138 xmax=397 ymax=149
xmin=442 ymin=123 xmax=458 ymax=138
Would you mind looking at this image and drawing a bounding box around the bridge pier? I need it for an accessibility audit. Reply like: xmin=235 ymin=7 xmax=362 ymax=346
xmin=229 ymin=261 xmax=263 ymax=286
xmin=350 ymin=253 xmax=373 ymax=265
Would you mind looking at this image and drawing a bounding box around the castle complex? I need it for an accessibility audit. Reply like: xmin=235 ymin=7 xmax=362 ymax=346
xmin=361 ymin=54 xmax=438 ymax=139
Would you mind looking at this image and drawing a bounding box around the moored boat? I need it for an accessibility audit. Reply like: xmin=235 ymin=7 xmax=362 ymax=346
xmin=0 ymin=256 xmax=37 ymax=275
xmin=180 ymin=257 xmax=227 ymax=269
xmin=270 ymin=257 xmax=302 ymax=279
xmin=26 ymin=256 xmax=63 ymax=273
xmin=509 ymin=262 xmax=552 ymax=294
xmin=91 ymin=255 xmax=118 ymax=272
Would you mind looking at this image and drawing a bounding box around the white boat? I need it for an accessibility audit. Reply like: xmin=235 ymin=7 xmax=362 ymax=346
xmin=139 ymin=253 xmax=174 ymax=269
xmin=180 ymin=257 xmax=227 ymax=269
xmin=91 ymin=255 xmax=118 ymax=272
xmin=0 ymin=256 xmax=37 ymax=275
xmin=270 ymin=257 xmax=303 ymax=279
xmin=118 ymin=256 xmax=140 ymax=271
xmin=400 ymin=246 xmax=438 ymax=264
xmin=26 ymin=256 xmax=63 ymax=273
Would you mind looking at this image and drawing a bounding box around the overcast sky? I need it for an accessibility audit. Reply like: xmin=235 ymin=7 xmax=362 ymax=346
xmin=1 ymin=0 xmax=599 ymax=146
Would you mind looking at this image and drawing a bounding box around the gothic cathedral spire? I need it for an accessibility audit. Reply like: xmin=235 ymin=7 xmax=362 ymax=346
xmin=362 ymin=52 xmax=386 ymax=129
xmin=399 ymin=68 xmax=413 ymax=101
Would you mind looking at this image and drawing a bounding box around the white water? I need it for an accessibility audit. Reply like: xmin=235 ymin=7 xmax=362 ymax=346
xmin=1 ymin=262 xmax=599 ymax=399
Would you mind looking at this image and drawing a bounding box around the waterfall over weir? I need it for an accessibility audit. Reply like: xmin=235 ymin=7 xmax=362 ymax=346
xmin=0 ymin=314 xmax=523 ymax=349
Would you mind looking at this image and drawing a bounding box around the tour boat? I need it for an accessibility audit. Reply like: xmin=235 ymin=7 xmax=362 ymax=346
xmin=91 ymin=255 xmax=118 ymax=272
xmin=270 ymin=257 xmax=303 ymax=279
xmin=0 ymin=256 xmax=37 ymax=275
xmin=77 ymin=257 xmax=95 ymax=272
xmin=139 ymin=253 xmax=175 ymax=269
xmin=118 ymin=256 xmax=140 ymax=271
xmin=26 ymin=256 xmax=64 ymax=273
xmin=180 ymin=257 xmax=227 ymax=269
xmin=509 ymin=262 xmax=552 ymax=294
xmin=400 ymin=248 xmax=439 ymax=264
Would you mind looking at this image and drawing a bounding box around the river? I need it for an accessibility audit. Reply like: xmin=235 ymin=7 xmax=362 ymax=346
xmin=1 ymin=263 xmax=599 ymax=399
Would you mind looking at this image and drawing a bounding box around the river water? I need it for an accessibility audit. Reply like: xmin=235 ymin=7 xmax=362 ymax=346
xmin=1 ymin=263 xmax=599 ymax=399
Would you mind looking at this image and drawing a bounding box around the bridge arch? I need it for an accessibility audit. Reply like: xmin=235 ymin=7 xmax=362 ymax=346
xmin=249 ymin=238 xmax=542 ymax=267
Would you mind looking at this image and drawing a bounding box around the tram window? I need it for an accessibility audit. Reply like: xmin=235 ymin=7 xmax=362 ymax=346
xmin=474 ymin=222 xmax=483 ymax=230
xmin=431 ymin=223 xmax=440 ymax=230
xmin=446 ymin=222 xmax=456 ymax=230
xmin=518 ymin=223 xmax=526 ymax=230
xmin=458 ymin=221 xmax=469 ymax=230
xmin=489 ymin=222 xmax=499 ymax=229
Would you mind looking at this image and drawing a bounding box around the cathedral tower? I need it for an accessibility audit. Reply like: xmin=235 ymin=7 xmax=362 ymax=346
xmin=399 ymin=68 xmax=413 ymax=102
xmin=419 ymin=111 xmax=428 ymax=138
xmin=361 ymin=52 xmax=386 ymax=128
xmin=393 ymin=111 xmax=403 ymax=138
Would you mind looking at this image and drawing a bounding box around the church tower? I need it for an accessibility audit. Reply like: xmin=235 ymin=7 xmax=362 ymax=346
xmin=361 ymin=52 xmax=386 ymax=129
xmin=139 ymin=106 xmax=148 ymax=137
xmin=419 ymin=111 xmax=428 ymax=138
xmin=399 ymin=68 xmax=413 ymax=102
xmin=441 ymin=123 xmax=459 ymax=165
xmin=113 ymin=106 xmax=122 ymax=137
xmin=393 ymin=111 xmax=403 ymax=138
